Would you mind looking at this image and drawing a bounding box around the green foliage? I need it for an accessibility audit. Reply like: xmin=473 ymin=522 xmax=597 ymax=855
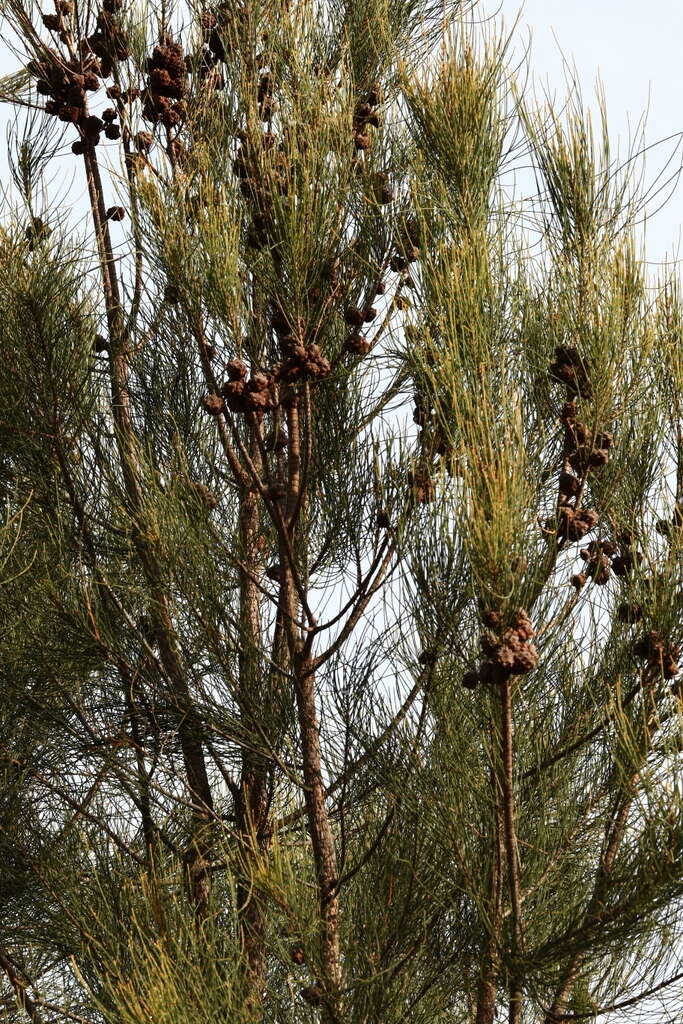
xmin=1 ymin=1 xmax=683 ymax=1023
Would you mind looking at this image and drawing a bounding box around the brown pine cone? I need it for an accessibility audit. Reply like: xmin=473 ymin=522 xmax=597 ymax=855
xmin=202 ymin=393 xmax=224 ymax=416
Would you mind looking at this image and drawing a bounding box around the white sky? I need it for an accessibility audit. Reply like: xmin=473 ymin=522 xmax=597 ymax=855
xmin=493 ymin=0 xmax=683 ymax=266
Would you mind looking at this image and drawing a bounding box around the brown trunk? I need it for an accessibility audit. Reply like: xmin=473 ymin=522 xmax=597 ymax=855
xmin=499 ymin=678 xmax=524 ymax=1024
xmin=235 ymin=432 xmax=270 ymax=1013
xmin=0 ymin=947 xmax=43 ymax=1024
xmin=294 ymin=653 xmax=343 ymax=1014
xmin=82 ymin=141 xmax=214 ymax=916
xmin=275 ymin=394 xmax=343 ymax=1019
xmin=475 ymin=768 xmax=504 ymax=1024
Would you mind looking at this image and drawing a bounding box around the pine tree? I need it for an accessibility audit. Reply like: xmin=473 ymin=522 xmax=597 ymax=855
xmin=1 ymin=1 xmax=683 ymax=1022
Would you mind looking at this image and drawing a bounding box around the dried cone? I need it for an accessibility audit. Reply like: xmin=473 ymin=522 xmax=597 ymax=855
xmin=202 ymin=393 xmax=224 ymax=416
xmin=345 ymin=306 xmax=365 ymax=328
xmin=300 ymin=985 xmax=323 ymax=1006
xmin=345 ymin=334 xmax=371 ymax=356
xmin=462 ymin=671 xmax=480 ymax=690
xmin=618 ymin=602 xmax=642 ymax=624
xmin=226 ymin=358 xmax=248 ymax=381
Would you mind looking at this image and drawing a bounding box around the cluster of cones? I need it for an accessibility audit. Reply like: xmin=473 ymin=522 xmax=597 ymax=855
xmin=571 ymin=526 xmax=641 ymax=595
xmin=561 ymin=400 xmax=613 ymax=475
xmin=175 ymin=12 xmax=227 ymax=92
xmin=258 ymin=72 xmax=275 ymax=120
xmin=656 ymin=498 xmax=683 ymax=538
xmin=197 ymin=8 xmax=228 ymax=65
xmin=202 ymin=310 xmax=332 ymax=421
xmin=408 ymin=378 xmax=452 ymax=504
xmin=32 ymin=0 xmax=132 ymax=148
xmin=558 ymin=505 xmax=598 ymax=544
xmin=633 ymin=630 xmax=680 ymax=680
xmin=221 ymin=360 xmax=277 ymax=415
xmin=87 ymin=0 xmax=129 ymax=75
xmin=232 ymin=131 xmax=289 ymax=249
xmin=549 ymin=345 xmax=592 ymax=398
xmin=463 ymin=609 xmax=538 ymax=689
xmin=142 ymin=36 xmax=187 ymax=128
xmin=271 ymin=311 xmax=331 ymax=384
xmin=550 ymin=392 xmax=612 ymax=551
xmin=408 ymin=459 xmax=435 ymax=505
xmin=352 ymin=85 xmax=382 ymax=153
xmin=571 ymin=539 xmax=614 ymax=589
xmin=29 ymin=48 xmax=104 ymax=142
xmin=372 ymin=171 xmax=394 ymax=205
xmin=40 ymin=0 xmax=72 ymax=37
xmin=342 ymin=301 xmax=378 ymax=357
xmin=390 ymin=216 xmax=421 ymax=272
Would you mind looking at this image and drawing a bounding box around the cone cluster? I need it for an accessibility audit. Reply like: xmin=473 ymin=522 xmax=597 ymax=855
xmin=407 ymin=382 xmax=451 ymax=502
xmin=352 ymin=86 xmax=381 ymax=154
xmin=232 ymin=131 xmax=290 ymax=250
xmin=390 ymin=217 xmax=421 ymax=272
xmin=29 ymin=48 xmax=101 ymax=140
xmin=87 ymin=0 xmax=129 ymax=77
xmin=271 ymin=311 xmax=331 ymax=385
xmin=633 ymin=630 xmax=679 ymax=680
xmin=571 ymin=538 xmax=614 ymax=589
xmin=222 ymin=362 xmax=277 ymax=415
xmin=557 ymin=505 xmax=598 ymax=543
xmin=373 ymin=171 xmax=393 ymax=205
xmin=31 ymin=0 xmax=131 ymax=148
xmin=610 ymin=531 xmax=641 ymax=578
xmin=142 ymin=37 xmax=187 ymax=128
xmin=258 ymin=72 xmax=275 ymax=120
xmin=552 ymin=395 xmax=614 ymax=555
xmin=561 ymin=401 xmax=613 ymax=477
xmin=300 ymin=984 xmax=323 ymax=1006
xmin=617 ymin=600 xmax=642 ymax=624
xmin=196 ymin=8 xmax=228 ymax=65
xmin=40 ymin=0 xmax=72 ymax=36
xmin=203 ymin=311 xmax=332 ymax=421
xmin=549 ymin=345 xmax=592 ymax=398
xmin=656 ymin=498 xmax=683 ymax=538
xmin=464 ymin=609 xmax=538 ymax=689
xmin=408 ymin=459 xmax=435 ymax=505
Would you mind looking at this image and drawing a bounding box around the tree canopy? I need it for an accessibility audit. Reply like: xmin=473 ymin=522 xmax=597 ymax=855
xmin=1 ymin=1 xmax=683 ymax=1022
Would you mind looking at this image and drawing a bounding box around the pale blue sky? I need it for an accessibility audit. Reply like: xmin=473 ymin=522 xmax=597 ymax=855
xmin=496 ymin=0 xmax=683 ymax=265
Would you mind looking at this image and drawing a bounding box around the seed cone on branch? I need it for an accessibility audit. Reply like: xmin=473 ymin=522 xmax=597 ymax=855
xmin=142 ymin=36 xmax=187 ymax=125
xmin=557 ymin=506 xmax=599 ymax=543
xmin=549 ymin=345 xmax=592 ymax=398
xmin=633 ymin=630 xmax=680 ymax=679
xmin=471 ymin=609 xmax=539 ymax=688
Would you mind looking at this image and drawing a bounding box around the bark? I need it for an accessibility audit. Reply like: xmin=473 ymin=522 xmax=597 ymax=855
xmin=277 ymin=393 xmax=343 ymax=1020
xmin=234 ymin=430 xmax=270 ymax=1012
xmin=82 ymin=141 xmax=214 ymax=916
xmin=294 ymin=653 xmax=343 ymax=1015
xmin=0 ymin=947 xmax=43 ymax=1024
xmin=475 ymin=766 xmax=504 ymax=1024
xmin=499 ymin=678 xmax=524 ymax=1024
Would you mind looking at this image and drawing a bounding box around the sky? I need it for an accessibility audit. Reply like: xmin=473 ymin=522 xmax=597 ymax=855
xmin=493 ymin=0 xmax=683 ymax=267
